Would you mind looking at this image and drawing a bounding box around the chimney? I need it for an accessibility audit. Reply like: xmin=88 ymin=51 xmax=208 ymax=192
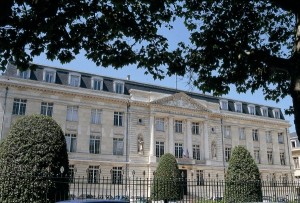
xmin=126 ymin=75 xmax=130 ymax=80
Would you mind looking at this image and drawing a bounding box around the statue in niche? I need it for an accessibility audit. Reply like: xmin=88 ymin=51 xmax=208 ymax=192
xmin=137 ymin=134 xmax=144 ymax=154
xmin=211 ymin=141 xmax=217 ymax=159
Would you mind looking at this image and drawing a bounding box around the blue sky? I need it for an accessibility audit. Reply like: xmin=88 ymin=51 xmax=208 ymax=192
xmin=32 ymin=17 xmax=295 ymax=133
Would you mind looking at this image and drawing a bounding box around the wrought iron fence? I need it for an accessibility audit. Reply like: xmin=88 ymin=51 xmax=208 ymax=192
xmin=1 ymin=174 xmax=300 ymax=202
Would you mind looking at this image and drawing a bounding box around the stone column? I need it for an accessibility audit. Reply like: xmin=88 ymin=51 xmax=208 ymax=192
xmin=149 ymin=115 xmax=155 ymax=157
xmin=203 ymin=121 xmax=209 ymax=160
xmin=168 ymin=116 xmax=174 ymax=153
xmin=186 ymin=119 xmax=192 ymax=158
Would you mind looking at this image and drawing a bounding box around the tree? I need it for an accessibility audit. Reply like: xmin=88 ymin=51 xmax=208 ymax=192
xmin=224 ymin=146 xmax=262 ymax=203
xmin=0 ymin=114 xmax=69 ymax=202
xmin=2 ymin=0 xmax=300 ymax=140
xmin=151 ymin=153 xmax=183 ymax=203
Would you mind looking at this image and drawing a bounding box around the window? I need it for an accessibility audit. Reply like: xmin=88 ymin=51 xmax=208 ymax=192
xmin=88 ymin=166 xmax=99 ymax=183
xmin=220 ymin=100 xmax=228 ymax=110
xmin=294 ymin=157 xmax=299 ymax=168
xmin=114 ymin=112 xmax=123 ymax=126
xmin=267 ymin=151 xmax=273 ymax=164
xmin=114 ymin=81 xmax=124 ymax=94
xmin=175 ymin=120 xmax=183 ymax=133
xmin=278 ymin=133 xmax=284 ymax=144
xmin=18 ymin=69 xmax=30 ymax=79
xmin=155 ymin=118 xmax=164 ymax=131
xmin=225 ymin=147 xmax=231 ymax=162
xmin=91 ymin=109 xmax=101 ymax=124
xmin=65 ymin=134 xmax=77 ymax=152
xmin=43 ymin=69 xmax=56 ymax=83
xmin=113 ymin=138 xmax=124 ymax=155
xmin=193 ymin=145 xmax=201 ymax=160
xmin=12 ymin=98 xmax=27 ymax=115
xmin=252 ymin=129 xmax=259 ymax=141
xmin=89 ymin=135 xmax=101 ymax=154
xmin=261 ymin=107 xmax=268 ymax=117
xmin=175 ymin=143 xmax=183 ymax=158
xmin=248 ymin=105 xmax=255 ymax=115
xmin=196 ymin=170 xmax=204 ymax=186
xmin=254 ymin=150 xmax=260 ymax=164
xmin=239 ymin=128 xmax=246 ymax=140
xmin=273 ymin=109 xmax=280 ymax=119
xmin=112 ymin=167 xmax=123 ymax=184
xmin=40 ymin=102 xmax=53 ymax=117
xmin=91 ymin=77 xmax=103 ymax=90
xmin=291 ymin=140 xmax=297 ymax=148
xmin=266 ymin=131 xmax=272 ymax=143
xmin=224 ymin=126 xmax=231 ymax=139
xmin=192 ymin=122 xmax=200 ymax=135
xmin=66 ymin=106 xmax=78 ymax=121
xmin=235 ymin=102 xmax=242 ymax=113
xmin=155 ymin=141 xmax=165 ymax=157
xmin=280 ymin=152 xmax=285 ymax=165
xmin=69 ymin=165 xmax=75 ymax=183
xmin=69 ymin=73 xmax=81 ymax=87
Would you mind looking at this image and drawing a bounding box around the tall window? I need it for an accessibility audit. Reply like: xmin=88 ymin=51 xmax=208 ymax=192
xmin=294 ymin=157 xmax=299 ymax=168
xmin=44 ymin=70 xmax=55 ymax=83
xmin=196 ymin=170 xmax=204 ymax=186
xmin=252 ymin=129 xmax=259 ymax=141
xmin=193 ymin=145 xmax=201 ymax=160
xmin=112 ymin=167 xmax=123 ymax=184
xmin=89 ymin=135 xmax=101 ymax=154
xmin=220 ymin=100 xmax=228 ymax=110
xmin=69 ymin=74 xmax=80 ymax=87
xmin=69 ymin=165 xmax=75 ymax=183
xmin=88 ymin=166 xmax=99 ymax=183
xmin=267 ymin=151 xmax=273 ymax=164
xmin=175 ymin=143 xmax=183 ymax=158
xmin=91 ymin=77 xmax=103 ymax=90
xmin=175 ymin=120 xmax=183 ymax=133
xmin=192 ymin=122 xmax=200 ymax=135
xmin=278 ymin=133 xmax=284 ymax=144
xmin=225 ymin=147 xmax=231 ymax=162
xmin=65 ymin=134 xmax=77 ymax=152
xmin=155 ymin=141 xmax=164 ymax=157
xmin=273 ymin=109 xmax=280 ymax=119
xmin=266 ymin=131 xmax=272 ymax=143
xmin=40 ymin=102 xmax=53 ymax=117
xmin=239 ymin=128 xmax=246 ymax=140
xmin=114 ymin=112 xmax=123 ymax=126
xmin=291 ymin=140 xmax=296 ymax=148
xmin=12 ymin=98 xmax=27 ymax=115
xmin=66 ymin=106 xmax=78 ymax=121
xmin=91 ymin=109 xmax=101 ymax=124
xmin=254 ymin=150 xmax=260 ymax=164
xmin=235 ymin=102 xmax=242 ymax=113
xmin=248 ymin=105 xmax=255 ymax=115
xmin=114 ymin=81 xmax=124 ymax=94
xmin=155 ymin=118 xmax=164 ymax=131
xmin=261 ymin=107 xmax=268 ymax=117
xmin=113 ymin=138 xmax=124 ymax=155
xmin=280 ymin=152 xmax=285 ymax=165
xmin=224 ymin=126 xmax=231 ymax=139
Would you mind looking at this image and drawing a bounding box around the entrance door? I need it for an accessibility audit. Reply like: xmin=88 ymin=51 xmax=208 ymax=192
xmin=179 ymin=169 xmax=188 ymax=195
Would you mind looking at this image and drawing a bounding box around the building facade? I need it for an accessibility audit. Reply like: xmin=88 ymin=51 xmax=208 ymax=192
xmin=290 ymin=132 xmax=300 ymax=178
xmin=0 ymin=63 xmax=293 ymax=184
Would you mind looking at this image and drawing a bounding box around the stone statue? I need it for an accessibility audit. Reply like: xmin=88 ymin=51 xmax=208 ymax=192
xmin=211 ymin=142 xmax=217 ymax=159
xmin=137 ymin=135 xmax=144 ymax=154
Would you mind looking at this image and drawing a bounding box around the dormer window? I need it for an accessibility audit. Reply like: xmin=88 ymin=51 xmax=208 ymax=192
xmin=248 ymin=104 xmax=255 ymax=115
xmin=17 ymin=69 xmax=30 ymax=79
xmin=220 ymin=100 xmax=228 ymax=110
xmin=43 ymin=68 xmax=56 ymax=83
xmin=261 ymin=107 xmax=268 ymax=117
xmin=235 ymin=102 xmax=242 ymax=113
xmin=91 ymin=76 xmax=103 ymax=91
xmin=273 ymin=109 xmax=280 ymax=119
xmin=69 ymin=73 xmax=81 ymax=87
xmin=114 ymin=81 xmax=124 ymax=94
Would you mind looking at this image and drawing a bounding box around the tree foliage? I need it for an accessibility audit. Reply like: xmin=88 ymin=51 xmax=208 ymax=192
xmin=224 ymin=146 xmax=262 ymax=203
xmin=2 ymin=0 xmax=300 ymax=139
xmin=151 ymin=153 xmax=183 ymax=202
xmin=0 ymin=114 xmax=69 ymax=202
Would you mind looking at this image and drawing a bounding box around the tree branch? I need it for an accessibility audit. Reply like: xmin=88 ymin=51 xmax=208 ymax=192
xmin=269 ymin=0 xmax=300 ymax=13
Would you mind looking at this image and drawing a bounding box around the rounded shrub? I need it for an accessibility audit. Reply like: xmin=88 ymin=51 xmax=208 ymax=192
xmin=224 ymin=146 xmax=262 ymax=203
xmin=151 ymin=153 xmax=183 ymax=203
xmin=0 ymin=114 xmax=69 ymax=202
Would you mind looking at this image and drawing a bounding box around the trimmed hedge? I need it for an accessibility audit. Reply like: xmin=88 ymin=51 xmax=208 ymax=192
xmin=0 ymin=114 xmax=69 ymax=202
xmin=224 ymin=146 xmax=262 ymax=203
xmin=151 ymin=153 xmax=183 ymax=203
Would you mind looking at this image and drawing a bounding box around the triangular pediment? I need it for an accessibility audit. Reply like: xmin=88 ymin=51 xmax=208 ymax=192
xmin=151 ymin=92 xmax=211 ymax=112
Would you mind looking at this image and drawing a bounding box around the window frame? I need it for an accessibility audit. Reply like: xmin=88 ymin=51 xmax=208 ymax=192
xmin=114 ymin=112 xmax=123 ymax=127
xmin=193 ymin=144 xmax=201 ymax=160
xmin=175 ymin=143 xmax=183 ymax=158
xmin=224 ymin=126 xmax=231 ymax=139
xmin=112 ymin=167 xmax=123 ymax=184
xmin=293 ymin=157 xmax=299 ymax=168
xmin=248 ymin=104 xmax=256 ymax=115
xmin=12 ymin=98 xmax=27 ymax=115
xmin=68 ymin=72 xmax=81 ymax=87
xmin=225 ymin=147 xmax=231 ymax=162
xmin=278 ymin=132 xmax=284 ymax=144
xmin=220 ymin=100 xmax=228 ymax=110
xmin=273 ymin=109 xmax=280 ymax=119
xmin=113 ymin=138 xmax=124 ymax=155
xmin=17 ymin=69 xmax=31 ymax=79
xmin=280 ymin=152 xmax=285 ymax=165
xmin=235 ymin=102 xmax=243 ymax=113
xmin=239 ymin=127 xmax=246 ymax=140
xmin=88 ymin=166 xmax=99 ymax=184
xmin=113 ymin=80 xmax=124 ymax=94
xmin=291 ymin=140 xmax=297 ymax=148
xmin=261 ymin=107 xmax=268 ymax=117
xmin=91 ymin=76 xmax=103 ymax=91
xmin=66 ymin=106 xmax=79 ymax=122
xmin=254 ymin=149 xmax=260 ymax=164
xmin=155 ymin=141 xmax=165 ymax=158
xmin=155 ymin=118 xmax=165 ymax=131
xmin=266 ymin=131 xmax=272 ymax=143
xmin=43 ymin=68 xmax=56 ymax=83
xmin=40 ymin=102 xmax=53 ymax=117
xmin=91 ymin=109 xmax=101 ymax=124
xmin=89 ymin=135 xmax=101 ymax=154
xmin=267 ymin=151 xmax=273 ymax=164
xmin=65 ymin=133 xmax=77 ymax=152
xmin=192 ymin=122 xmax=200 ymax=135
xmin=252 ymin=129 xmax=259 ymax=141
xmin=174 ymin=120 xmax=183 ymax=133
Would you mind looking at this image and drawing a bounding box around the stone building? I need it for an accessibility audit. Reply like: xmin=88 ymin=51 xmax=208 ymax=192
xmin=290 ymin=132 xmax=300 ymax=178
xmin=0 ymin=63 xmax=293 ymax=184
